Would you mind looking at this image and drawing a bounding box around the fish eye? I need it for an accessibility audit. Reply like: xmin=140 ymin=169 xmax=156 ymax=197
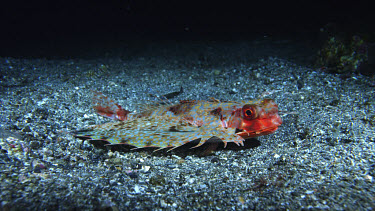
xmin=245 ymin=109 xmax=253 ymax=116
xmin=242 ymin=104 xmax=256 ymax=120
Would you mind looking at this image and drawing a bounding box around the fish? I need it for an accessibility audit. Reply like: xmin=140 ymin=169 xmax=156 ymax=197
xmin=74 ymin=91 xmax=282 ymax=155
xmin=162 ymin=86 xmax=183 ymax=100
xmin=148 ymin=86 xmax=183 ymax=101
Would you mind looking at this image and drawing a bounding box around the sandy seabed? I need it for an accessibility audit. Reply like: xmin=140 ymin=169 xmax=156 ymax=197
xmin=1 ymin=37 xmax=374 ymax=210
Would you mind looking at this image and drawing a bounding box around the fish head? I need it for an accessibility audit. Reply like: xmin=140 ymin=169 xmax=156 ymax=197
xmin=228 ymin=99 xmax=282 ymax=138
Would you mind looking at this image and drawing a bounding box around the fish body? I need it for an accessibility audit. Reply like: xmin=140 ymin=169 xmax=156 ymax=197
xmin=74 ymin=92 xmax=282 ymax=153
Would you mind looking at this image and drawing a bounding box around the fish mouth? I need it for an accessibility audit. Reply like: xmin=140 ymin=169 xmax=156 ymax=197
xmin=235 ymin=128 xmax=244 ymax=134
xmin=235 ymin=126 xmax=279 ymax=138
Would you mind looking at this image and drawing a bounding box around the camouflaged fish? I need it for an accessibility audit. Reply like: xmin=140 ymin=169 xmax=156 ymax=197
xmin=74 ymin=91 xmax=282 ymax=154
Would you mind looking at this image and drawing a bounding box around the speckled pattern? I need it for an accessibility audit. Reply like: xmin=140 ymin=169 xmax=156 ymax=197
xmin=0 ymin=38 xmax=374 ymax=210
xmin=73 ymin=98 xmax=281 ymax=151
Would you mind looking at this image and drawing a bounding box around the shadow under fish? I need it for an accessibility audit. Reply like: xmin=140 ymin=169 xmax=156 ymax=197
xmin=80 ymin=135 xmax=260 ymax=157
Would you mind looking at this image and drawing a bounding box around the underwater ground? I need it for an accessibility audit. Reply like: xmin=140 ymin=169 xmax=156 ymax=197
xmin=1 ymin=36 xmax=374 ymax=210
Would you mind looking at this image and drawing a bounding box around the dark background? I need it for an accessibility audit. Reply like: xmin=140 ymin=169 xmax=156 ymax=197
xmin=1 ymin=0 xmax=373 ymax=58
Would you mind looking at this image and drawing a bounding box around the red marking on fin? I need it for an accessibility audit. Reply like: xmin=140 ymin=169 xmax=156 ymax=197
xmin=92 ymin=91 xmax=130 ymax=121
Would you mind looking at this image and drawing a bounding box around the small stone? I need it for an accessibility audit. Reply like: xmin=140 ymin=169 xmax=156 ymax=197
xmin=131 ymin=162 xmax=142 ymax=169
xmin=33 ymin=166 xmax=43 ymax=173
xmin=160 ymin=199 xmax=168 ymax=208
xmin=29 ymin=141 xmax=39 ymax=149
xmin=134 ymin=185 xmax=141 ymax=193
xmin=305 ymin=190 xmax=314 ymax=194
xmin=364 ymin=175 xmax=373 ymax=183
xmin=149 ymin=174 xmax=166 ymax=186
xmin=127 ymin=171 xmax=138 ymax=179
xmin=211 ymin=157 xmax=219 ymax=163
xmin=22 ymin=126 xmax=31 ymax=132
xmin=141 ymin=165 xmax=150 ymax=173
xmin=213 ymin=69 xmax=221 ymax=75
xmin=112 ymin=158 xmax=122 ymax=165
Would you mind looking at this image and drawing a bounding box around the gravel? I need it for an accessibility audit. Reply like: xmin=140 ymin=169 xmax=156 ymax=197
xmin=1 ymin=37 xmax=374 ymax=210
